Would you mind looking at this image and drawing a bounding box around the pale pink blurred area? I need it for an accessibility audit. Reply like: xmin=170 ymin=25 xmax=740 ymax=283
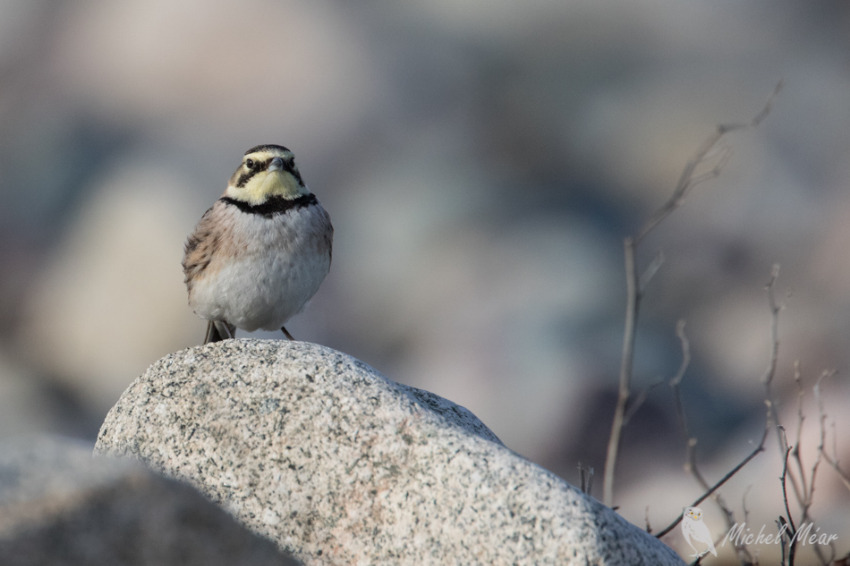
xmin=2 ymin=0 xmax=849 ymax=554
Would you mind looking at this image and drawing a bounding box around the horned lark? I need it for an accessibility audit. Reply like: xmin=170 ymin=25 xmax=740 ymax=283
xmin=182 ymin=144 xmax=333 ymax=343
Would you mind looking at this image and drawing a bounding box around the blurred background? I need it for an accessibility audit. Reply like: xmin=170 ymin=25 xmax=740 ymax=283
xmin=2 ymin=0 xmax=849 ymax=561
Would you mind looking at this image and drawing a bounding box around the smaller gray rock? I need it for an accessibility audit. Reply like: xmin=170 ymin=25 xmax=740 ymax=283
xmin=96 ymin=339 xmax=684 ymax=565
xmin=0 ymin=435 xmax=297 ymax=566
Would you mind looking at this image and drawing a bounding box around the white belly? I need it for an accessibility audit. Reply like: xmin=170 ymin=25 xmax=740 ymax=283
xmin=188 ymin=204 xmax=331 ymax=332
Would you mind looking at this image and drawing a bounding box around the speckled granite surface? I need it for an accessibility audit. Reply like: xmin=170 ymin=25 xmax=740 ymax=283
xmin=95 ymin=339 xmax=684 ymax=565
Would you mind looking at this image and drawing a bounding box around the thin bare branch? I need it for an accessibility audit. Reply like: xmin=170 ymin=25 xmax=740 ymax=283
xmin=665 ymin=320 xmax=756 ymax=554
xmin=639 ymin=251 xmax=665 ymax=293
xmin=779 ymin=428 xmax=798 ymax=566
xmin=634 ymin=81 xmax=782 ymax=245
xmin=603 ymin=237 xmax=639 ymax=506
xmin=761 ymin=264 xmax=783 ymax=387
xmin=762 ymin=263 xmax=788 ymax=472
xmin=787 ymin=363 xmax=807 ymax=509
xmin=601 ymin=82 xmax=781 ymax=507
xmin=665 ymin=319 xmax=752 ymax=556
xmin=669 ymin=320 xmax=696 ymax=478
xmin=758 ymin=267 xmax=836 ymax=566
xmin=686 ymin=145 xmax=733 ymax=188
xmin=623 ymin=378 xmax=664 ymax=426
xmin=656 ymin=427 xmax=768 ymax=539
xmin=790 ymin=364 xmax=827 ymax=537
xmin=657 ymin=263 xmax=785 ymax=562
xmin=778 ymin=426 xmax=797 ymax=535
xmin=777 ymin=516 xmax=790 ymax=565
xmin=578 ymin=462 xmax=595 ymax=495
xmin=670 ymin=319 xmax=691 ymax=389
xmin=816 ymin=373 xmax=850 ymax=493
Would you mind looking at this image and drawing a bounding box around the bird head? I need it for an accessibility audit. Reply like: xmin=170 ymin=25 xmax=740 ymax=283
xmin=224 ymin=144 xmax=309 ymax=205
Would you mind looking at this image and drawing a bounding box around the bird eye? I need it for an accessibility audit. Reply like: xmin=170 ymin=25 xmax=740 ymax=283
xmin=245 ymin=158 xmax=255 ymax=169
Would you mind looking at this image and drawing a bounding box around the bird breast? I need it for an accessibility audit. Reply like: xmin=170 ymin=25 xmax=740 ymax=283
xmin=187 ymin=200 xmax=332 ymax=331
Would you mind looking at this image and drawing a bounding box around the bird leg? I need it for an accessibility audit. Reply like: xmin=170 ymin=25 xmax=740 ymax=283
xmin=204 ymin=320 xmax=236 ymax=344
xmin=281 ymin=326 xmax=295 ymax=341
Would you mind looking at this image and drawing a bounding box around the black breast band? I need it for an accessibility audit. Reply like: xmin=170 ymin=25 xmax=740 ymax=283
xmin=220 ymin=193 xmax=317 ymax=218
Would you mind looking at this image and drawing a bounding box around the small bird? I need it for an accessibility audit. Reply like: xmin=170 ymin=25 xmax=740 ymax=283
xmin=681 ymin=506 xmax=717 ymax=558
xmin=182 ymin=144 xmax=333 ymax=343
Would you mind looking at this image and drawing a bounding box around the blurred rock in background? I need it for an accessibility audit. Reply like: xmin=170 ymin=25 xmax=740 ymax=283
xmin=2 ymin=0 xmax=849 ymax=556
xmin=0 ymin=436 xmax=296 ymax=565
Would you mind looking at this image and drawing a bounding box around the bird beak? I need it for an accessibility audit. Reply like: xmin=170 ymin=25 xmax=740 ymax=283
xmin=268 ymin=157 xmax=285 ymax=172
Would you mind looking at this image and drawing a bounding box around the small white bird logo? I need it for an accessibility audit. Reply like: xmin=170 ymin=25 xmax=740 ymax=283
xmin=681 ymin=506 xmax=717 ymax=557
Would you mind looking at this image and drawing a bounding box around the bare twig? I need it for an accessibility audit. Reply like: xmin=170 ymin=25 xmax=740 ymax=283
xmin=760 ymin=268 xmax=804 ymax=566
xmin=761 ymin=264 xmax=783 ymax=388
xmin=578 ymin=462 xmax=594 ymax=495
xmin=635 ymin=80 xmax=782 ymax=246
xmin=604 ymin=236 xmax=639 ymax=506
xmin=657 ymin=262 xmax=787 ymax=563
xmin=790 ymin=369 xmax=834 ymax=566
xmin=602 ymin=82 xmax=782 ymax=506
xmin=778 ymin=426 xmax=797 ymax=536
xmin=668 ymin=322 xmax=701 ymax=479
xmin=779 ymin=428 xmax=798 ymax=566
xmin=639 ymin=250 xmax=665 ymax=291
xmin=656 ymin=426 xmax=769 ymax=539
xmin=761 ymin=265 xmax=835 ymax=566
xmin=815 ymin=373 xmax=850 ymax=493
xmin=778 ymin=515 xmax=790 ymax=565
xmin=762 ymin=265 xmax=786 ymax=463
xmin=791 ymin=364 xmax=826 ymax=528
xmin=667 ymin=320 xmax=756 ymax=563
xmin=669 ymin=320 xmax=693 ymax=450
xmin=623 ymin=378 xmax=664 ymax=426
xmin=792 ymin=365 xmax=808 ymax=507
xmin=779 ymin=364 xmax=806 ymax=515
